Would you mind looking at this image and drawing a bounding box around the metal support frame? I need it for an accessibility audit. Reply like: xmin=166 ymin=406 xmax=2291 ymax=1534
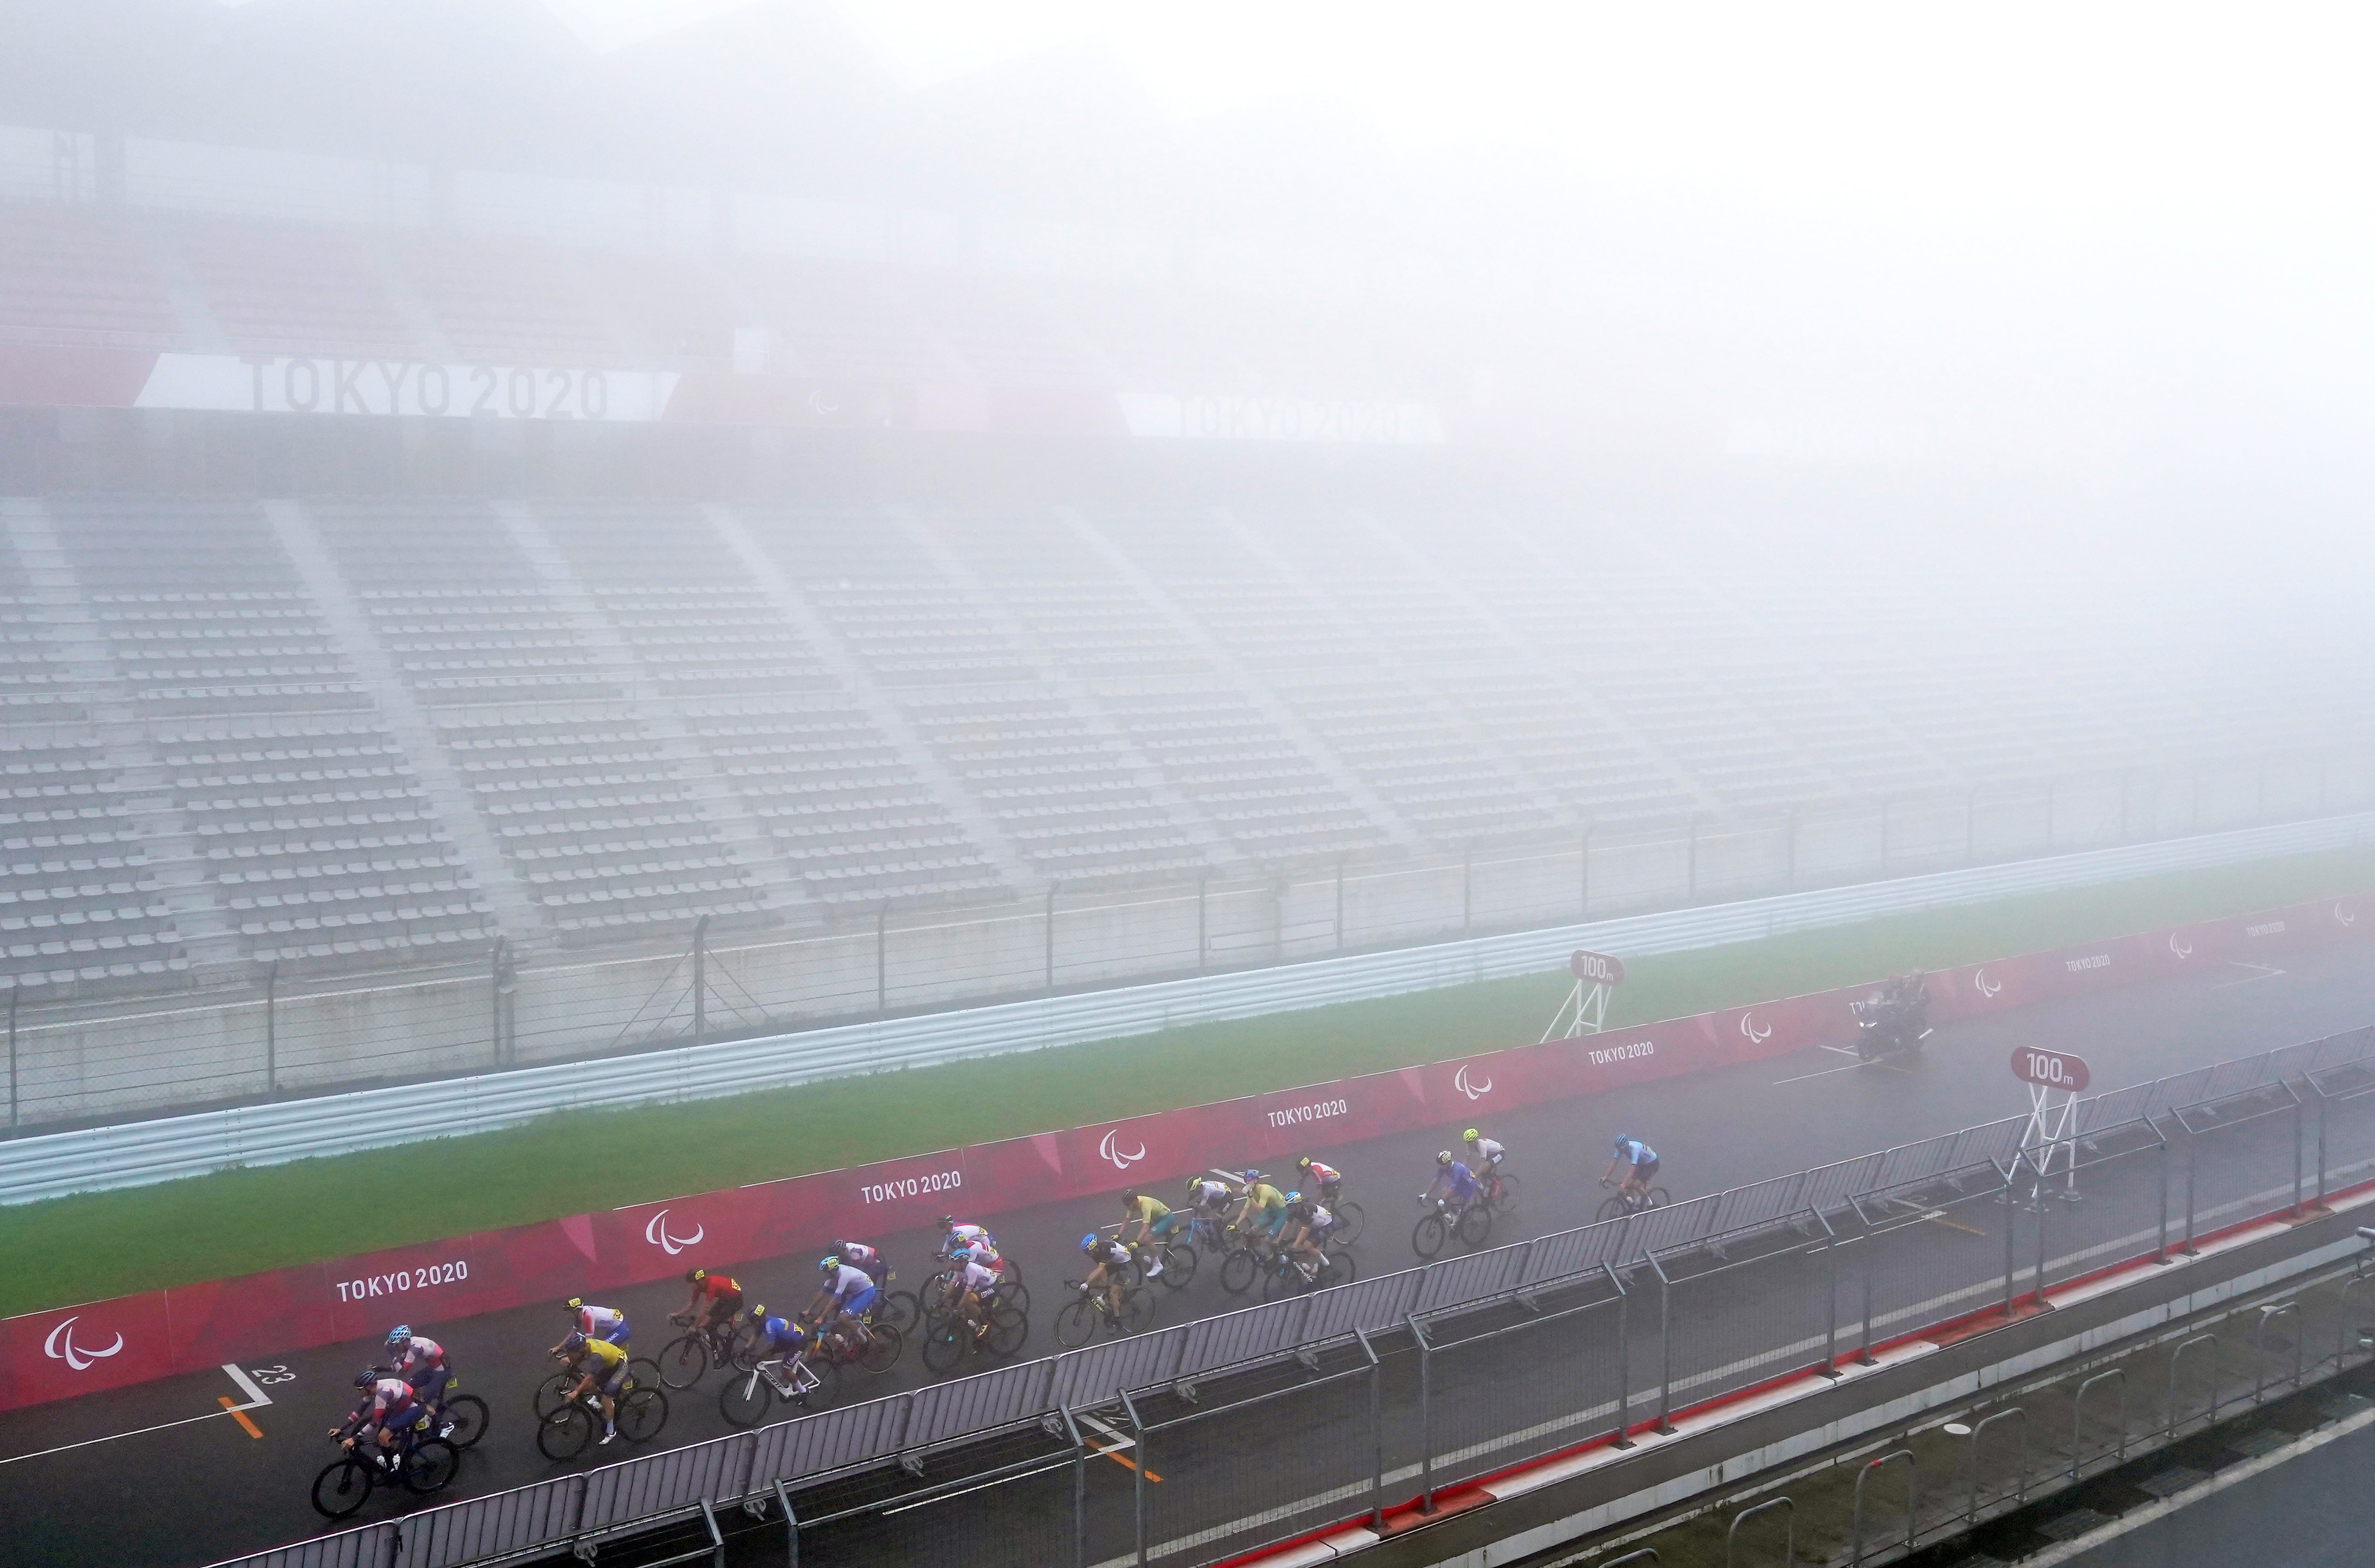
xmin=1857 ymin=1256 xmax=1877 ymax=1367
xmin=2254 ymin=1300 xmax=2302 ymax=1403
xmin=1850 ymin=1449 xmax=1916 ymax=1568
xmin=1646 ymin=1250 xmax=1676 ymax=1434
xmin=1056 ymin=1403 xmax=1088 ymax=1568
xmin=1121 ymin=1387 xmax=1149 ymax=1568
xmin=690 ymin=914 xmax=709 ymax=1049
xmin=1354 ymin=1326 xmax=1384 ymax=1530
xmin=1965 ymin=1407 xmax=2027 ymax=1523
xmin=2337 ymin=1266 xmax=2375 ymax=1371
xmin=1409 ymin=1312 xmax=1437 ymax=1513
xmin=773 ymin=1479 xmax=797 ymax=1568
xmin=263 ymin=958 xmax=278 ymax=1094
xmin=2000 ymin=1157 xmax=2020 ymax=1314
xmin=2071 ymin=1368 xmax=2127 ymax=1477
xmin=2166 ymin=1332 xmax=2220 ymax=1435
xmin=1608 ymin=1260 xmax=1635 ymax=1446
xmin=1723 ymin=1494 xmax=1792 ymax=1568
xmin=1815 ymin=1211 xmax=1843 ymax=1378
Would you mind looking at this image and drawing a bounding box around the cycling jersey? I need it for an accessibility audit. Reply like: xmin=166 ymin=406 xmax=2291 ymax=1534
xmin=576 ymin=1337 xmax=627 ymax=1372
xmin=1301 ymin=1162 xmax=1341 ymax=1189
xmin=1303 ymin=1203 xmax=1337 ymax=1235
xmin=1085 ymin=1239 xmax=1131 ymax=1271
xmin=364 ymin=1377 xmax=421 ymax=1427
xmin=956 ymin=1258 xmax=1003 ymax=1297
xmin=1244 ymin=1183 xmax=1286 ymax=1215
xmin=1468 ymin=1138 xmax=1505 ymax=1166
xmin=1438 ymin=1162 xmax=1478 ymax=1200
xmin=394 ymin=1337 xmax=445 ymax=1373
xmin=941 ymin=1224 xmax=993 ymax=1256
xmin=752 ymin=1316 xmax=806 ymax=1355
xmin=1188 ymin=1179 xmax=1232 ymax=1212
xmin=838 ymin=1241 xmax=882 ymax=1273
xmin=696 ymin=1275 xmax=743 ymax=1304
xmin=822 ymin=1263 xmax=875 ymax=1309
xmin=1616 ymin=1140 xmax=1657 ymax=1168
xmin=575 ymin=1306 xmax=630 ymax=1344
xmin=1124 ymin=1194 xmax=1171 ymax=1226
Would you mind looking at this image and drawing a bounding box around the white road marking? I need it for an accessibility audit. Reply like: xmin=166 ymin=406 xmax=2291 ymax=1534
xmin=0 ymin=1365 xmax=271 ymax=1466
xmin=1075 ymin=1411 xmax=1137 ymax=1451
xmin=1773 ymin=1060 xmax=1873 ymax=1085
xmin=2212 ymin=961 xmax=2288 ymax=990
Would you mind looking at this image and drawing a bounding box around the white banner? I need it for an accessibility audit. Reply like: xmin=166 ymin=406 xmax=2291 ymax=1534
xmin=133 ymin=354 xmax=679 ymax=422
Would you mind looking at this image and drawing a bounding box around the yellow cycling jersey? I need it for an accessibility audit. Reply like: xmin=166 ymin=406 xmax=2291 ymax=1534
xmin=577 ymin=1337 xmax=627 ymax=1371
xmin=1246 ymin=1183 xmax=1286 ymax=1213
xmin=1126 ymin=1194 xmax=1171 ymax=1224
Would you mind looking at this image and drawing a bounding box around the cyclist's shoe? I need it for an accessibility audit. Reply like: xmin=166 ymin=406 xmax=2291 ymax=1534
xmin=439 ymin=1419 xmax=456 ymax=1439
xmin=599 ymin=1425 xmax=619 ymax=1446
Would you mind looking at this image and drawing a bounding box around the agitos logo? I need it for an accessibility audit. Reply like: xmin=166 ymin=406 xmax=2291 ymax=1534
xmin=1974 ymin=968 xmax=2002 ymax=1000
xmin=1098 ymin=1128 xmax=1147 ymax=1171
xmin=1738 ymin=1013 xmax=1772 ymax=1044
xmin=43 ymin=1316 xmax=124 ymax=1372
xmin=1453 ymin=1064 xmax=1493 ymax=1100
xmin=642 ymin=1209 xmax=705 ymax=1256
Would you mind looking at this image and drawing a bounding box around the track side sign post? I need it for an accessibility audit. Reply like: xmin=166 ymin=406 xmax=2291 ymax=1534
xmin=2013 ymin=1046 xmax=2091 ymax=1199
xmin=1544 ymin=949 xmax=1626 ymax=1039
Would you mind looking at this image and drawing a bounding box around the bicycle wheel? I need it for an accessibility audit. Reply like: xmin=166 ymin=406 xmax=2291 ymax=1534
xmin=718 ymin=1368 xmax=774 ymax=1429
xmin=1116 ymin=1289 xmax=1156 ymax=1336
xmin=987 ymin=1301 xmax=1029 ymax=1358
xmin=727 ymin=1322 xmax=766 ymax=1372
xmin=1411 ymin=1212 xmax=1448 ymax=1259
xmin=656 ymin=1334 xmax=709 ymax=1390
xmin=1331 ymin=1201 xmax=1365 ymax=1246
xmin=797 ymin=1357 xmax=841 ymax=1409
xmin=1259 ymin=1258 xmax=1293 ymax=1302
xmin=1455 ymin=1205 xmax=1493 ymax=1248
xmin=1594 ymin=1194 xmax=1629 ymax=1223
xmin=1323 ymin=1250 xmax=1360 ymax=1288
xmin=1219 ymin=1247 xmax=1259 ymax=1295
xmin=311 ymin=1456 xmax=375 ymax=1520
xmin=402 ymin=1437 xmax=460 ymax=1495
xmin=878 ymin=1290 xmax=921 ymax=1336
xmin=858 ymin=1322 xmax=902 ymax=1374
xmin=1156 ymin=1242 xmax=1196 ymax=1289
xmin=533 ymin=1371 xmax=577 ymax=1421
xmin=1054 ymin=1297 xmax=1099 ymax=1349
xmin=1001 ymin=1280 xmax=1032 ymax=1317
xmin=440 ymin=1394 xmax=489 ymax=1449
xmin=536 ymin=1404 xmax=594 ymax=1462
xmin=921 ymin=1322 xmax=967 ymax=1375
xmin=1488 ymin=1174 xmax=1522 ymax=1213
xmin=617 ymin=1385 xmax=669 ymax=1443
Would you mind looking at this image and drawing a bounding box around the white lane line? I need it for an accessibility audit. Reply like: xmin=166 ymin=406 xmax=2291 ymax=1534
xmin=2212 ymin=961 xmax=2289 ymax=990
xmin=1773 ymin=1060 xmax=1872 ymax=1085
xmin=0 ymin=1365 xmax=268 ymax=1466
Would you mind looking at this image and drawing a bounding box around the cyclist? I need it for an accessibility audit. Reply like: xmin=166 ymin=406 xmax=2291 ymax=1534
xmin=552 ymin=1298 xmax=631 ymax=1357
xmin=832 ymin=1239 xmax=891 ymax=1290
xmin=1280 ymin=1193 xmax=1338 ymax=1280
xmin=1295 ymin=1155 xmax=1345 ymax=1206
xmin=331 ymin=1366 xmax=429 ymax=1469
xmin=1233 ymin=1169 xmax=1290 ymax=1246
xmin=933 ymin=1215 xmax=997 ymax=1262
xmin=1604 ymin=1135 xmax=1660 ymax=1203
xmin=941 ymin=1244 xmax=1005 ymax=1344
xmin=674 ymin=1267 xmax=744 ymax=1342
xmin=1117 ymin=1189 xmax=1180 ymax=1278
xmin=383 ymin=1326 xmax=455 ymax=1437
xmin=1080 ymin=1231 xmax=1134 ymax=1322
xmin=557 ymin=1330 xmax=630 ymax=1445
xmin=743 ymin=1305 xmax=810 ymax=1391
xmin=1185 ymin=1172 xmax=1235 ymax=1222
xmin=1421 ymin=1150 xmax=1480 ymax=1215
xmin=1462 ymin=1129 xmax=1505 ymax=1181
xmin=805 ymin=1254 xmax=881 ymax=1354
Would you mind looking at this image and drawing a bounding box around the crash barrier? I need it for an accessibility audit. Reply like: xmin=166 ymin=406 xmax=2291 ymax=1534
xmin=2 ymin=891 xmax=2365 ymax=1413
xmin=10 ymin=807 xmax=2370 ymax=1184
xmin=196 ymin=1018 xmax=2375 ymax=1568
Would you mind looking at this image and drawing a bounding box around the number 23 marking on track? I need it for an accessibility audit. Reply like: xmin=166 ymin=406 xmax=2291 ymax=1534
xmin=247 ymin=1366 xmax=297 ymax=1386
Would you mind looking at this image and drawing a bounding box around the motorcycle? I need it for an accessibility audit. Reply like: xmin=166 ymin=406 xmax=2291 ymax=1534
xmin=1850 ymin=972 xmax=1932 ymax=1060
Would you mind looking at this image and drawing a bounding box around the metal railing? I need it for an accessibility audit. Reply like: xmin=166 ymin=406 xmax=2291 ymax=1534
xmin=202 ymin=1017 xmax=2375 ymax=1568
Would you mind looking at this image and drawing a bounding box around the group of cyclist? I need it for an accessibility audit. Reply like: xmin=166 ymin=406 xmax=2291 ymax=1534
xmin=337 ymin=1123 xmax=1660 ymax=1461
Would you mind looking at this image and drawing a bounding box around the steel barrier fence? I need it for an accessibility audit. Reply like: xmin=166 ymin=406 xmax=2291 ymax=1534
xmin=202 ymin=1021 xmax=2375 ymax=1568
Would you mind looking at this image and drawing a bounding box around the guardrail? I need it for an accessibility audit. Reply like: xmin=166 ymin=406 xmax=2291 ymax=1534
xmin=11 ymin=810 xmax=2368 ymax=1205
xmin=202 ymin=1017 xmax=2375 ymax=1568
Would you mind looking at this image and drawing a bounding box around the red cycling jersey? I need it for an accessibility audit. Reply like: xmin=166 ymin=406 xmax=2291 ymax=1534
xmin=697 ymin=1275 xmax=741 ymax=1302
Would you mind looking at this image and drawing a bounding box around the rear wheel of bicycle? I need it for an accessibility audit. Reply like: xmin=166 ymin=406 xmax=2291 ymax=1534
xmin=1594 ymin=1194 xmax=1630 ymax=1223
xmin=1260 ymin=1258 xmax=1293 ymax=1302
xmin=987 ymin=1301 xmax=1029 ymax=1358
xmin=1331 ymin=1201 xmax=1366 ymax=1245
xmin=1054 ymin=1297 xmax=1099 ymax=1349
xmin=718 ymin=1369 xmax=774 ymax=1429
xmin=859 ymin=1322 xmax=903 ymax=1374
xmin=1456 ymin=1206 xmax=1493 ymax=1248
xmin=1645 ymin=1187 xmax=1670 ymax=1209
xmin=1322 ymin=1250 xmax=1360 ymax=1288
xmin=1156 ymin=1242 xmax=1196 ymax=1289
xmin=1412 ymin=1213 xmax=1448 ymax=1259
xmin=402 ymin=1437 xmax=460 ymax=1495
xmin=618 ymin=1385 xmax=668 ymax=1444
xmin=921 ymin=1322 xmax=968 ymax=1375
xmin=536 ymin=1404 xmax=594 ymax=1461
xmin=1117 ymin=1289 xmax=1156 ymax=1335
xmin=878 ymin=1290 xmax=921 ymax=1336
xmin=533 ymin=1371 xmax=577 ymax=1422
xmin=440 ymin=1394 xmax=489 ymax=1449
xmin=1219 ymin=1246 xmax=1259 ymax=1295
xmin=656 ymin=1334 xmax=709 ymax=1390
xmin=1488 ymin=1174 xmax=1522 ymax=1214
xmin=311 ymin=1455 xmax=375 ymax=1519
xmin=999 ymin=1281 xmax=1032 ymax=1318
xmin=799 ymin=1358 xmax=841 ymax=1409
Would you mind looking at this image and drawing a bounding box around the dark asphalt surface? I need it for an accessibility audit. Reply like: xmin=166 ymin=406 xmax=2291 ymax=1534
xmin=8 ymin=941 xmax=2375 ymax=1568
xmin=2055 ymin=1413 xmax=2375 ymax=1568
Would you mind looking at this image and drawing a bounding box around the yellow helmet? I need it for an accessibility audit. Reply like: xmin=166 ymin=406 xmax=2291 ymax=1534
xmin=1463 ymin=1128 xmax=1480 ymax=1143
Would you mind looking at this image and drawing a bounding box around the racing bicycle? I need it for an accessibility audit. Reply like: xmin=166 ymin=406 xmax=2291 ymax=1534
xmin=534 ymin=1356 xmax=661 ymax=1422
xmin=311 ymin=1417 xmax=459 ymax=1519
xmin=1411 ymin=1194 xmax=1492 ymax=1259
xmin=657 ymin=1313 xmax=761 ymax=1389
xmin=1054 ymin=1278 xmax=1156 ymax=1346
xmin=1594 ymin=1179 xmax=1671 ymax=1222
xmin=535 ymin=1365 xmax=669 ymax=1460
xmin=1259 ymin=1246 xmax=1359 ymax=1300
xmin=920 ymin=1294 xmax=1031 ymax=1374
xmin=422 ymin=1376 xmax=489 ymax=1449
xmin=718 ymin=1346 xmax=838 ymax=1427
xmin=807 ymin=1311 xmax=904 ymax=1375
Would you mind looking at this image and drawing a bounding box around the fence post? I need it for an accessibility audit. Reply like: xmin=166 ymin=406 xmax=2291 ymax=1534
xmin=1858 ymin=1259 xmax=1877 ymax=1366
xmin=1355 ymin=1327 xmax=1383 ymax=1530
xmin=1966 ymin=1408 xmax=2027 ymax=1523
xmin=1058 ymin=1403 xmax=1087 ymax=1568
xmin=1121 ymin=1386 xmax=1149 ymax=1568
xmin=264 ymin=958 xmax=278 ymax=1095
xmin=1724 ymin=1495 xmax=1792 ymax=1568
xmin=1044 ymin=883 xmax=1058 ymax=991
xmin=2071 ymin=1368 xmax=2127 ymax=1476
xmin=1648 ymin=1250 xmax=1676 ymax=1433
xmin=2256 ymin=1301 xmax=2302 ymax=1403
xmin=1851 ymin=1450 xmax=1916 ymax=1568
xmin=2318 ymin=1090 xmax=2330 ymax=1206
xmin=691 ymin=914 xmax=709 ymax=1049
xmin=771 ymin=1479 xmax=797 ymax=1568
xmin=1408 ymin=1314 xmax=1435 ymax=1512
xmin=1606 ymin=1261 xmax=1634 ymax=1446
xmin=2001 ymin=1162 xmax=2018 ymax=1317
xmin=2292 ymin=1097 xmax=2305 ymax=1214
xmin=2156 ymin=1140 xmax=2171 ymax=1263
xmin=2033 ymin=1154 xmax=2049 ymax=1301
xmin=6 ymin=987 xmax=15 ymax=1131
xmin=1581 ymin=825 xmax=1593 ymax=915
xmin=1335 ymin=856 xmax=1346 ymax=952
xmin=2184 ymin=1135 xmax=2199 ymax=1255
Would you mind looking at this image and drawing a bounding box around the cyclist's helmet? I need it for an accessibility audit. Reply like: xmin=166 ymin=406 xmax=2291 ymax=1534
xmin=748 ymin=1304 xmax=768 ymax=1321
xmin=1296 ymin=1155 xmax=1313 ymax=1170
xmin=1613 ymin=1136 xmax=1632 ymax=1155
xmin=1242 ymin=1168 xmax=1261 ymax=1183
xmin=1122 ymin=1190 xmax=1140 ymax=1206
xmin=1080 ymin=1232 xmax=1100 ymax=1252
xmin=1186 ymin=1175 xmax=1203 ymax=1191
xmin=935 ymin=1213 xmax=955 ymax=1230
xmin=951 ymin=1244 xmax=974 ymax=1264
xmin=1285 ymin=1191 xmax=1302 ymax=1204
xmin=565 ymin=1296 xmax=584 ymax=1313
xmin=385 ymin=1325 xmax=412 ymax=1350
xmin=353 ymin=1366 xmax=381 ymax=1388
xmin=1463 ymin=1128 xmax=1480 ymax=1143
xmin=817 ymin=1255 xmax=840 ymax=1274
xmin=685 ymin=1267 xmax=706 ymax=1284
xmin=1436 ymin=1150 xmax=1454 ymax=1166
xmin=564 ymin=1331 xmax=588 ymax=1353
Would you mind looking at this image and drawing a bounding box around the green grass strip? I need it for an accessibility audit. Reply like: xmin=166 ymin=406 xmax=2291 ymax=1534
xmin=4 ymin=843 xmax=2372 ymax=1318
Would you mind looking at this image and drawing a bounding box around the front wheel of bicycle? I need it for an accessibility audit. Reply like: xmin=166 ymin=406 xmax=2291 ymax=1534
xmin=718 ymin=1369 xmax=774 ymax=1429
xmin=878 ymin=1290 xmax=921 ymax=1336
xmin=1456 ymin=1206 xmax=1493 ymax=1248
xmin=617 ymin=1385 xmax=669 ymax=1443
xmin=311 ymin=1455 xmax=375 ymax=1519
xmin=1488 ymin=1174 xmax=1522 ymax=1213
xmin=440 ymin=1394 xmax=489 ymax=1449
xmin=402 ymin=1437 xmax=460 ymax=1495
xmin=1412 ymin=1212 xmax=1448 ymax=1259
xmin=656 ymin=1334 xmax=709 ymax=1390
xmin=1054 ymin=1297 xmax=1100 ymax=1349
xmin=533 ymin=1371 xmax=577 ymax=1422
xmin=1219 ymin=1246 xmax=1259 ymax=1295
xmin=1156 ymin=1242 xmax=1196 ymax=1289
xmin=536 ymin=1404 xmax=594 ymax=1461
xmin=987 ymin=1301 xmax=1030 ymax=1358
xmin=858 ymin=1322 xmax=902 ymax=1374
xmin=1331 ymin=1201 xmax=1366 ymax=1245
xmin=1595 ymin=1194 xmax=1631 ymax=1223
xmin=921 ymin=1323 xmax=968 ymax=1375
xmin=798 ymin=1357 xmax=841 ymax=1409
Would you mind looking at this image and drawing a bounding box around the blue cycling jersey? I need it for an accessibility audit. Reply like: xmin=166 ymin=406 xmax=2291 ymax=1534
xmin=1440 ymin=1161 xmax=1477 ymax=1199
xmin=1617 ymin=1140 xmax=1658 ymax=1167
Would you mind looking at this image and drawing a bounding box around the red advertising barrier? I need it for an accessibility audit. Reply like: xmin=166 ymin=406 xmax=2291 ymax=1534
xmin=1 ymin=894 xmax=2362 ymax=1414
